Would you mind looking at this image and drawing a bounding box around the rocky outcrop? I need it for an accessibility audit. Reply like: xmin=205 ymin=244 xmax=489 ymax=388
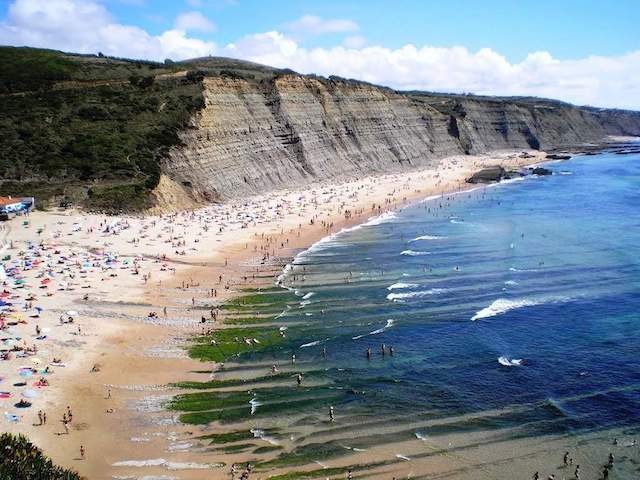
xmin=467 ymin=166 xmax=507 ymax=184
xmin=163 ymin=75 xmax=640 ymax=200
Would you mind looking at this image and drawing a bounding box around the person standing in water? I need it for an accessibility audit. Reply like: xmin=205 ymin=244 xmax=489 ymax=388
xmin=329 ymin=406 xmax=335 ymax=422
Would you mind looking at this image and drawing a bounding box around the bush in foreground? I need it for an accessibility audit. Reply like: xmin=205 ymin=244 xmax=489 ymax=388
xmin=0 ymin=433 xmax=83 ymax=480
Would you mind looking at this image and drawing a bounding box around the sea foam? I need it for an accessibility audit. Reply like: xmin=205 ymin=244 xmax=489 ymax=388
xmin=400 ymin=250 xmax=431 ymax=256
xmin=387 ymin=282 xmax=419 ymax=290
xmin=352 ymin=319 xmax=395 ymax=339
xmin=471 ymin=298 xmax=540 ymax=320
xmin=409 ymin=234 xmax=444 ymax=242
xmin=387 ymin=288 xmax=448 ymax=301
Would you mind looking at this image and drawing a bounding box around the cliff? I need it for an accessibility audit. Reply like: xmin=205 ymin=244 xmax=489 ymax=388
xmin=164 ymin=75 xmax=640 ymax=201
xmin=1 ymin=47 xmax=639 ymax=209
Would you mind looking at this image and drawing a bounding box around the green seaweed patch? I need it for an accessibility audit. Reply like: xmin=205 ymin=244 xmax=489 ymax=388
xmin=168 ymin=390 xmax=250 ymax=412
xmin=258 ymin=441 xmax=348 ymax=469
xmin=197 ymin=430 xmax=256 ymax=444
xmin=218 ymin=443 xmax=255 ymax=453
xmin=188 ymin=326 xmax=284 ymax=362
xmin=253 ymin=445 xmax=283 ymax=454
xmin=178 ymin=405 xmax=249 ymax=424
xmin=173 ymin=371 xmax=293 ymax=390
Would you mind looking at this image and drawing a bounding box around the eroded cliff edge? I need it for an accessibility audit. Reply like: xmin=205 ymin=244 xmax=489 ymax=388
xmin=163 ymin=74 xmax=640 ymax=201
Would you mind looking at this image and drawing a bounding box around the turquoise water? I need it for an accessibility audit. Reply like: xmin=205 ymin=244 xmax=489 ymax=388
xmin=207 ymin=148 xmax=640 ymax=475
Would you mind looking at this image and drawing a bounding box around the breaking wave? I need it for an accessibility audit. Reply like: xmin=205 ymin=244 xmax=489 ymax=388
xmin=401 ymin=250 xmax=431 ymax=256
xmin=352 ymin=319 xmax=395 ymax=339
xmin=409 ymin=234 xmax=444 ymax=242
xmin=387 ymin=282 xmax=419 ymax=290
xmin=498 ymin=356 xmax=523 ymax=367
xmin=387 ymin=288 xmax=448 ymax=301
xmin=471 ymin=297 xmax=568 ymax=321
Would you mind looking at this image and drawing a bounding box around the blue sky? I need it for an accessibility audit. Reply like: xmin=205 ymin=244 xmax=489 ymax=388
xmin=1 ymin=0 xmax=639 ymax=108
xmin=102 ymin=0 xmax=639 ymax=62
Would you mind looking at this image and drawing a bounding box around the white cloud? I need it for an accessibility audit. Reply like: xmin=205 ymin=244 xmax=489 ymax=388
xmin=0 ymin=0 xmax=638 ymax=108
xmin=219 ymin=33 xmax=640 ymax=109
xmin=343 ymin=35 xmax=366 ymax=49
xmin=287 ymin=15 xmax=359 ymax=34
xmin=0 ymin=0 xmax=215 ymax=60
xmin=174 ymin=11 xmax=215 ymax=32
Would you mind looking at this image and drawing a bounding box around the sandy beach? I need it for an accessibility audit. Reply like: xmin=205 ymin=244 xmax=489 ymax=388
xmin=0 ymin=150 xmax=547 ymax=479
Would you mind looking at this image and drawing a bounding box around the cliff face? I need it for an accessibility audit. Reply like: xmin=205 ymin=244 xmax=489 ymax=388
xmin=163 ymin=75 xmax=640 ymax=200
xmin=164 ymin=76 xmax=461 ymax=200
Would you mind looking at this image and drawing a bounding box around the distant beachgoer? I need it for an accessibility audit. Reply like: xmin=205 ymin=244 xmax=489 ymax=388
xmin=80 ymin=445 xmax=85 ymax=459
xmin=563 ymin=451 xmax=569 ymax=466
xmin=38 ymin=410 xmax=43 ymax=425
xmin=329 ymin=406 xmax=335 ymax=422
xmin=296 ymin=374 xmax=302 ymax=386
xmin=321 ymin=347 xmax=327 ymax=359
xmin=532 ymin=472 xmax=539 ymax=480
xmin=366 ymin=348 xmax=371 ymax=360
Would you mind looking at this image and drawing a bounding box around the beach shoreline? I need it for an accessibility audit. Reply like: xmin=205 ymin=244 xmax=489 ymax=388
xmin=0 ymin=149 xmax=548 ymax=479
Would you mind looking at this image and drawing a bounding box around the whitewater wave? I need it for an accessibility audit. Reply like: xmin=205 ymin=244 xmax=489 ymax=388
xmin=471 ymin=297 xmax=564 ymax=321
xmin=415 ymin=432 xmax=427 ymax=441
xmin=387 ymin=282 xmax=419 ymax=290
xmin=498 ymin=356 xmax=523 ymax=367
xmin=302 ymin=292 xmax=315 ymax=300
xmin=396 ymin=454 xmax=411 ymax=461
xmin=409 ymin=234 xmax=444 ymax=242
xmin=387 ymin=288 xmax=448 ymax=301
xmin=249 ymin=396 xmax=261 ymax=415
xmin=504 ymin=280 xmax=518 ymax=286
xmin=352 ymin=319 xmax=395 ymax=339
xmin=251 ymin=428 xmax=280 ymax=445
xmin=299 ymin=338 xmax=328 ymax=348
xmin=401 ymin=250 xmax=431 ymax=256
xmin=559 ymin=171 xmax=573 ymax=175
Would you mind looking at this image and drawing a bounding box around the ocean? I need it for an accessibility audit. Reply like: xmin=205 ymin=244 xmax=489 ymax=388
xmin=181 ymin=147 xmax=640 ymax=478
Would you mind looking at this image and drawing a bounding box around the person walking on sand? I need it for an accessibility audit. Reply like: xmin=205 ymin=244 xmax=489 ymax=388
xmin=67 ymin=406 xmax=73 ymax=422
xmin=80 ymin=445 xmax=85 ymax=459
xmin=532 ymin=472 xmax=539 ymax=480
xmin=574 ymin=464 xmax=580 ymax=479
xmin=43 ymin=411 xmax=47 ymax=425
xmin=563 ymin=451 xmax=569 ymax=466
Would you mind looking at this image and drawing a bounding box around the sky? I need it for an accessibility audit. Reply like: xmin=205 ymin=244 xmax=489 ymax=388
xmin=1 ymin=0 xmax=639 ymax=109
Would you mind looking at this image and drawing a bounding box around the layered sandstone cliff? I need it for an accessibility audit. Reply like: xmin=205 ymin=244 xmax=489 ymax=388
xmin=163 ymin=75 xmax=640 ymax=200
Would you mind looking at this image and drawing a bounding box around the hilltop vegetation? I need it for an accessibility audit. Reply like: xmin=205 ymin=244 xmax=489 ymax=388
xmin=0 ymin=47 xmax=295 ymax=211
xmin=0 ymin=47 xmax=208 ymax=211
